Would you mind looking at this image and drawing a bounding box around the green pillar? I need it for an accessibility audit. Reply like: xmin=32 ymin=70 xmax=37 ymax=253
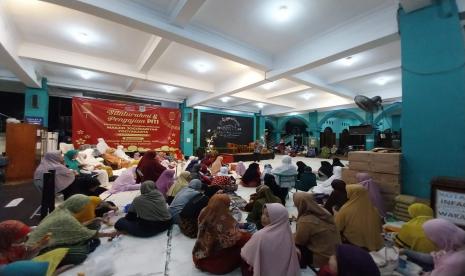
xmin=257 ymin=114 xmax=265 ymax=143
xmin=24 ymin=78 xmax=48 ymax=127
xmin=180 ymin=101 xmax=194 ymax=156
xmin=399 ymin=0 xmax=465 ymax=198
xmin=365 ymin=112 xmax=374 ymax=150
xmin=308 ymin=111 xmax=319 ymax=148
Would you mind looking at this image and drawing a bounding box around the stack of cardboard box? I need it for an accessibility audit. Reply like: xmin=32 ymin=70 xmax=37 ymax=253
xmin=342 ymin=151 xmax=402 ymax=211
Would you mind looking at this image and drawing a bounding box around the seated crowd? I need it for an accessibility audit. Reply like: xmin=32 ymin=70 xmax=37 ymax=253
xmin=1 ymin=143 xmax=464 ymax=276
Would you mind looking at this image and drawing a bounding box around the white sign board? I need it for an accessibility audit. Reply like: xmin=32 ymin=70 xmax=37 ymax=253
xmin=436 ymin=189 xmax=465 ymax=226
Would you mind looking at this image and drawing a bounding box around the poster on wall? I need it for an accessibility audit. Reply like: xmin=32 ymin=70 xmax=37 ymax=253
xmin=72 ymin=97 xmax=181 ymax=152
xmin=200 ymin=112 xmax=254 ymax=147
xmin=431 ymin=177 xmax=465 ymax=227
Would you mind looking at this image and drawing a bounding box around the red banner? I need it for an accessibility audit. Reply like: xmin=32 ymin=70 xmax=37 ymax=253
xmin=72 ymin=97 xmax=181 ymax=152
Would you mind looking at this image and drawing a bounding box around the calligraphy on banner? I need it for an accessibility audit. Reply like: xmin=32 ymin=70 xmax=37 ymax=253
xmin=72 ymin=97 xmax=180 ymax=152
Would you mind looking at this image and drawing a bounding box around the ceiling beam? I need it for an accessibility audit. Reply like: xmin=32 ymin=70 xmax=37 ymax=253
xmin=125 ymin=79 xmax=138 ymax=92
xmin=0 ymin=2 xmax=41 ymax=88
xmin=232 ymin=91 xmax=297 ymax=108
xmin=170 ymin=0 xmax=207 ymax=27
xmin=186 ymin=69 xmax=266 ymax=106
xmin=327 ymin=59 xmax=401 ymax=84
xmin=18 ymin=43 xmax=215 ymax=93
xmin=289 ymin=73 xmax=356 ymax=99
xmin=264 ymin=85 xmax=310 ymax=99
xmin=42 ymin=0 xmax=272 ymax=70
xmin=268 ymin=2 xmax=399 ymax=79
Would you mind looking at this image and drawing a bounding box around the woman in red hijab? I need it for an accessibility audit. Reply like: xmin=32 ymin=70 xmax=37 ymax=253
xmin=0 ymin=220 xmax=50 ymax=264
xmin=136 ymin=151 xmax=166 ymax=183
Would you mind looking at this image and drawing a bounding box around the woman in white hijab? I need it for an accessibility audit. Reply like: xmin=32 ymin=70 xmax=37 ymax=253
xmin=311 ymin=166 xmax=342 ymax=194
xmin=271 ymin=156 xmax=298 ymax=204
xmin=114 ymin=145 xmax=132 ymax=161
xmin=77 ymin=148 xmax=113 ymax=179
xmin=96 ymin=138 xmax=110 ymax=155
xmin=76 ymin=151 xmax=110 ymax=187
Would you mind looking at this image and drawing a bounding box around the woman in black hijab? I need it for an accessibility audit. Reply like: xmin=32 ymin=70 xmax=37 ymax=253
xmin=296 ymin=161 xmax=307 ymax=180
xmin=318 ymin=161 xmax=333 ymax=179
xmin=323 ymin=179 xmax=348 ymax=214
xmin=241 ymin=163 xmax=261 ymax=187
xmin=264 ymin=173 xmax=285 ymax=205
xmin=332 ymin=158 xmax=345 ymax=168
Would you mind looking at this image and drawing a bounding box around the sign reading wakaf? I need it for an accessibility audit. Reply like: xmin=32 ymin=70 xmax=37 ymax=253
xmin=72 ymin=97 xmax=180 ymax=152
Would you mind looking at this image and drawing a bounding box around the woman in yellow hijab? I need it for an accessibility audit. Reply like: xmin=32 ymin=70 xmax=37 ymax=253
xmin=335 ymin=184 xmax=384 ymax=251
xmin=395 ymin=203 xmax=437 ymax=253
xmin=73 ymin=196 xmax=102 ymax=224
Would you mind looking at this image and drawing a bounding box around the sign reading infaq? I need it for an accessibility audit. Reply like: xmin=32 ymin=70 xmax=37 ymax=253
xmin=436 ymin=189 xmax=465 ymax=226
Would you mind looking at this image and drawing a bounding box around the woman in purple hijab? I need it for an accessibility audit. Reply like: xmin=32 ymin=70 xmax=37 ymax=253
xmin=319 ymin=244 xmax=380 ymax=276
xmin=155 ymin=169 xmax=176 ymax=198
xmin=356 ymin=172 xmax=386 ymax=217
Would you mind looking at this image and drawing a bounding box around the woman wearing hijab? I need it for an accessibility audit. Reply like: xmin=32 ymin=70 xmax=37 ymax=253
xmin=211 ymin=167 xmax=237 ymax=193
xmin=109 ymin=166 xmax=140 ymax=194
xmin=332 ymin=158 xmax=345 ymax=168
xmin=395 ymin=203 xmax=436 ymax=253
xmin=73 ymin=196 xmax=102 ymax=226
xmin=356 ymin=172 xmax=386 ymax=217
xmin=293 ymin=193 xmax=340 ymax=268
xmin=76 ymin=151 xmax=110 ymax=187
xmin=34 ymin=151 xmax=75 ymax=195
xmin=318 ymin=161 xmax=333 ymax=180
xmin=272 ymin=156 xmax=298 ymax=202
xmin=185 ymin=159 xmax=199 ymax=172
xmin=246 ymin=186 xmax=281 ymax=230
xmin=77 ymin=148 xmax=113 ymax=178
xmin=114 ymin=145 xmax=132 ymax=161
xmin=235 ymin=161 xmax=246 ymax=177
xmin=312 ymin=166 xmax=343 ymax=195
xmin=193 ymin=194 xmax=251 ymax=274
xmin=260 ymin=164 xmax=272 ymax=181
xmin=183 ymin=156 xmax=196 ymax=171
xmin=179 ymin=185 xmax=222 ymax=238
xmin=296 ymin=161 xmax=307 ymax=180
xmin=241 ymin=203 xmax=300 ymax=276
xmin=96 ymin=138 xmax=110 ymax=155
xmin=403 ymin=219 xmax=465 ymax=276
xmin=136 ymin=150 xmax=166 ymax=183
xmin=169 ymin=179 xmax=203 ymax=223
xmin=200 ymin=164 xmax=211 ymax=177
xmin=210 ymin=156 xmax=224 ymax=176
xmin=27 ymin=195 xmax=117 ymax=265
xmin=335 ymin=184 xmax=383 ymax=251
xmin=64 ymin=150 xmax=82 ymax=173
xmin=241 ymin=163 xmax=261 ymax=187
xmin=296 ymin=166 xmax=317 ymax=192
xmin=318 ymin=244 xmax=380 ymax=276
xmin=166 ymin=171 xmax=192 ymax=203
xmin=154 ymin=169 xmax=175 ymax=198
xmin=323 ymin=180 xmax=348 ymax=215
xmin=102 ymin=148 xmax=131 ymax=169
xmin=115 ymin=181 xmax=172 ymax=237
xmin=264 ymin=173 xmax=285 ymax=205
xmin=0 ymin=220 xmax=51 ymax=265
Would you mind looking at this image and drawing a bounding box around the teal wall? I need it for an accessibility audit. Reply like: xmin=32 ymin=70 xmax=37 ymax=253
xmin=399 ymin=1 xmax=465 ymax=198
xmin=180 ymin=102 xmax=194 ymax=156
xmin=24 ymin=79 xmax=48 ymax=127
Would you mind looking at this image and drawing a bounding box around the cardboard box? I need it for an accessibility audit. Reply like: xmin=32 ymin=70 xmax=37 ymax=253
xmin=342 ymin=168 xmax=402 ymax=193
xmin=348 ymin=161 xmax=371 ymax=171
xmin=371 ymin=152 xmax=401 ymax=164
xmin=341 ymin=167 xmax=358 ymax=184
xmin=371 ymin=162 xmax=400 ymax=174
xmin=348 ymin=151 xmax=373 ymax=162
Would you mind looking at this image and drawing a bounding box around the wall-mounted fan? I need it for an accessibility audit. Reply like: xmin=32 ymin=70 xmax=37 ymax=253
xmin=354 ymin=95 xmax=382 ymax=113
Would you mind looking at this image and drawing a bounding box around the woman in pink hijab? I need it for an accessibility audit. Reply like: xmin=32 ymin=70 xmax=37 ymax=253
xmin=356 ymin=172 xmax=386 ymax=217
xmin=155 ymin=169 xmax=176 ymax=198
xmin=422 ymin=218 xmax=465 ymax=276
xmin=241 ymin=203 xmax=300 ymax=276
xmin=109 ymin=166 xmax=140 ymax=194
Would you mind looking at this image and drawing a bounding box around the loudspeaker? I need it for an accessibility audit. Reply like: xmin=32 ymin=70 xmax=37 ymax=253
xmin=189 ymin=129 xmax=194 ymax=134
xmin=32 ymin=95 xmax=39 ymax=109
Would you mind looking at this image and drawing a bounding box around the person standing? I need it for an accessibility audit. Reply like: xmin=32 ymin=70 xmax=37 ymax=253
xmin=253 ymin=140 xmax=263 ymax=163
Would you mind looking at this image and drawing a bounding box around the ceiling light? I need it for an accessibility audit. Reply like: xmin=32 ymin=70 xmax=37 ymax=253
xmin=256 ymin=103 xmax=265 ymax=109
xmin=375 ymin=77 xmax=389 ymax=86
xmin=302 ymin=93 xmax=313 ymax=100
xmin=274 ymin=5 xmax=289 ymax=22
xmin=79 ymin=70 xmax=94 ymax=80
xmin=221 ymin=97 xmax=231 ymax=103
xmin=289 ymin=112 xmax=298 ymax=116
xmin=342 ymin=56 xmax=354 ymax=66
xmin=72 ymin=30 xmax=92 ymax=44
xmin=262 ymin=82 xmax=276 ymax=90
xmin=193 ymin=62 xmax=210 ymax=73
xmin=162 ymin=85 xmax=175 ymax=93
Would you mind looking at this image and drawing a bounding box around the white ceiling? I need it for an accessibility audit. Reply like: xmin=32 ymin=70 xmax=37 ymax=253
xmin=0 ymin=0 xmax=402 ymax=116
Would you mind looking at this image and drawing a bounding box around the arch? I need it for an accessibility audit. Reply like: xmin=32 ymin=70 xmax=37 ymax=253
xmin=317 ymin=110 xmax=365 ymax=130
xmin=374 ymin=102 xmax=402 ymax=125
xmin=265 ymin=117 xmax=278 ymax=130
xmin=277 ymin=115 xmax=312 ymax=134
